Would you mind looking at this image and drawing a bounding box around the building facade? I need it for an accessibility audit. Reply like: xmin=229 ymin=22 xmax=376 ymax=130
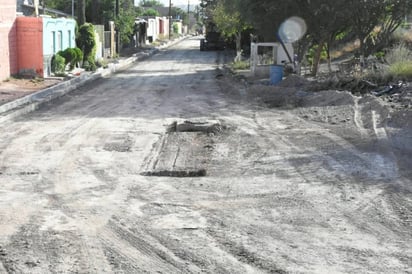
xmin=0 ymin=0 xmax=18 ymax=81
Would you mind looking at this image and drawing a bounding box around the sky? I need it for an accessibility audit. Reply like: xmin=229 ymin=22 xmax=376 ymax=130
xmin=159 ymin=0 xmax=200 ymax=5
xmin=135 ymin=0 xmax=200 ymax=6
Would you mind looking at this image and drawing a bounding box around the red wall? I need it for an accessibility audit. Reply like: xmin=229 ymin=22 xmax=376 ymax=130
xmin=16 ymin=17 xmax=43 ymax=77
xmin=0 ymin=0 xmax=17 ymax=80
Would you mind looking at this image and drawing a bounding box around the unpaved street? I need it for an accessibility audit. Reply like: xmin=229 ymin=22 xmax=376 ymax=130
xmin=0 ymin=37 xmax=411 ymax=273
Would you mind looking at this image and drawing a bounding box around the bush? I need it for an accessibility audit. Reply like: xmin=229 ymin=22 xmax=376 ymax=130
xmin=58 ymin=47 xmax=84 ymax=70
xmin=231 ymin=60 xmax=250 ymax=70
xmin=385 ymin=43 xmax=412 ymax=80
xmin=51 ymin=53 xmax=66 ymax=74
xmin=385 ymin=43 xmax=411 ymax=64
xmin=72 ymin=47 xmax=83 ymax=68
xmin=388 ymin=61 xmax=412 ymax=79
xmin=173 ymin=23 xmax=179 ymax=34
xmin=59 ymin=48 xmax=76 ymax=70
xmin=77 ymin=23 xmax=96 ymax=71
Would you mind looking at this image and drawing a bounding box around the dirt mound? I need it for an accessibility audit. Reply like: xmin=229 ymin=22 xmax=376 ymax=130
xmin=278 ymin=74 xmax=310 ymax=88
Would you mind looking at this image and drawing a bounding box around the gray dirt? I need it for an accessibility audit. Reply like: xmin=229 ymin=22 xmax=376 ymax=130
xmin=0 ymin=37 xmax=411 ymax=273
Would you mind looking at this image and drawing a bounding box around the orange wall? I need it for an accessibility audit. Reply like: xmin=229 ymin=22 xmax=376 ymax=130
xmin=0 ymin=0 xmax=17 ymax=80
xmin=16 ymin=17 xmax=43 ymax=77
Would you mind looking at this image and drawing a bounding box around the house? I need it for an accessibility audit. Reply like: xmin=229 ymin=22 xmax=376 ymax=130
xmin=1 ymin=0 xmax=75 ymax=81
xmin=140 ymin=16 xmax=170 ymax=43
xmin=15 ymin=16 xmax=75 ymax=77
xmin=0 ymin=0 xmax=18 ymax=81
xmin=42 ymin=16 xmax=76 ymax=76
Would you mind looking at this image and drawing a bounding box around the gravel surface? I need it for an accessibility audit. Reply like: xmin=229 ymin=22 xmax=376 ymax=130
xmin=0 ymin=37 xmax=411 ymax=273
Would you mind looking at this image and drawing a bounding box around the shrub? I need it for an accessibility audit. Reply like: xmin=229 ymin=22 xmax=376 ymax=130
xmin=59 ymin=48 xmax=76 ymax=70
xmin=173 ymin=23 xmax=179 ymax=34
xmin=72 ymin=47 xmax=83 ymax=68
xmin=385 ymin=43 xmax=412 ymax=65
xmin=51 ymin=53 xmax=66 ymax=74
xmin=77 ymin=23 xmax=96 ymax=71
xmin=388 ymin=61 xmax=412 ymax=79
xmin=231 ymin=60 xmax=250 ymax=70
xmin=385 ymin=43 xmax=412 ymax=80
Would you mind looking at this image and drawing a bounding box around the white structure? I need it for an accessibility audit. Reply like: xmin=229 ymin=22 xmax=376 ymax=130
xmin=145 ymin=16 xmax=170 ymax=43
xmin=250 ymin=42 xmax=294 ymax=75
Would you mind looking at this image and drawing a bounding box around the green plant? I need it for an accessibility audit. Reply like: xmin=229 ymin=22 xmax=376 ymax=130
xmin=172 ymin=23 xmax=179 ymax=34
xmin=385 ymin=43 xmax=412 ymax=65
xmin=77 ymin=23 xmax=97 ymax=71
xmin=73 ymin=47 xmax=83 ymax=68
xmin=142 ymin=8 xmax=159 ymax=16
xmin=59 ymin=47 xmax=83 ymax=70
xmin=51 ymin=53 xmax=66 ymax=74
xmin=382 ymin=43 xmax=412 ymax=79
xmin=231 ymin=60 xmax=249 ymax=70
xmin=388 ymin=61 xmax=412 ymax=79
xmin=59 ymin=48 xmax=76 ymax=70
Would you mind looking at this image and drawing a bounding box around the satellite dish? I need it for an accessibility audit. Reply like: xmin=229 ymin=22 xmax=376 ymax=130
xmin=278 ymin=17 xmax=307 ymax=43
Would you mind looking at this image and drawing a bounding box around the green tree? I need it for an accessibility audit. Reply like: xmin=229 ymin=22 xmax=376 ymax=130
xmin=142 ymin=8 xmax=160 ymax=16
xmin=77 ymin=23 xmax=97 ymax=71
xmin=140 ymin=0 xmax=163 ymax=7
xmin=211 ymin=0 xmax=251 ymax=59
xmin=77 ymin=0 xmax=86 ymax=25
xmin=350 ymin=0 xmax=412 ymax=57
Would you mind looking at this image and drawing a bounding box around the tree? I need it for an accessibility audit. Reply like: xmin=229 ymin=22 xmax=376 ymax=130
xmin=77 ymin=0 xmax=86 ymax=25
xmin=296 ymin=0 xmax=351 ymax=75
xmin=114 ymin=0 xmax=137 ymax=45
xmin=211 ymin=0 xmax=251 ymax=59
xmin=142 ymin=8 xmax=159 ymax=16
xmin=140 ymin=0 xmax=163 ymax=7
xmin=77 ymin=23 xmax=97 ymax=70
xmin=360 ymin=0 xmax=412 ymax=56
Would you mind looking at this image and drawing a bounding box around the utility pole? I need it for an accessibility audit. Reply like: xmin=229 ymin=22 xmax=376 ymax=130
xmin=187 ymin=0 xmax=190 ymax=31
xmin=169 ymin=0 xmax=172 ymax=39
xmin=115 ymin=0 xmax=120 ymax=54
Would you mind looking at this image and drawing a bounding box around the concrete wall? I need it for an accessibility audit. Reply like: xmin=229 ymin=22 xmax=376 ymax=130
xmin=145 ymin=16 xmax=170 ymax=42
xmin=0 ymin=0 xmax=17 ymax=80
xmin=16 ymin=17 xmax=43 ymax=77
xmin=42 ymin=17 xmax=76 ymax=76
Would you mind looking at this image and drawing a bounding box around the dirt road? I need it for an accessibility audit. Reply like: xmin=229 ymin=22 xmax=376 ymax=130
xmin=0 ymin=37 xmax=411 ymax=273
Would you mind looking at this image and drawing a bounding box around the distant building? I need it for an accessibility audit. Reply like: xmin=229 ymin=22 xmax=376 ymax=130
xmin=140 ymin=16 xmax=170 ymax=42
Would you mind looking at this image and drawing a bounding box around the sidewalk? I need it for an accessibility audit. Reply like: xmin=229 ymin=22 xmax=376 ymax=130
xmin=0 ymin=36 xmax=188 ymax=123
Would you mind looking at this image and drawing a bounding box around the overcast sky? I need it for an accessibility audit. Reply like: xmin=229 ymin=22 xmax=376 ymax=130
xmin=159 ymin=0 xmax=200 ymax=5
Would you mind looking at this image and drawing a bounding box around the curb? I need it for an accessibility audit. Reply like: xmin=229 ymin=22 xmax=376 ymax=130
xmin=0 ymin=36 xmax=187 ymax=123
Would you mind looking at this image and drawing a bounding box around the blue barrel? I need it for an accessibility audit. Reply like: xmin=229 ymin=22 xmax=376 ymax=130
xmin=270 ymin=65 xmax=283 ymax=85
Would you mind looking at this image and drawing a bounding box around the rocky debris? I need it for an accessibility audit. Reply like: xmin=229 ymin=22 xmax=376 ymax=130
xmin=308 ymin=76 xmax=379 ymax=94
xmin=167 ymin=120 xmax=222 ymax=134
xmin=278 ymin=74 xmax=310 ymax=88
xmin=142 ymin=120 xmax=223 ymax=177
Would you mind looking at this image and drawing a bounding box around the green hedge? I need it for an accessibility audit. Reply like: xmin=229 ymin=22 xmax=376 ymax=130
xmin=59 ymin=47 xmax=83 ymax=70
xmin=77 ymin=23 xmax=96 ymax=71
xmin=51 ymin=53 xmax=66 ymax=74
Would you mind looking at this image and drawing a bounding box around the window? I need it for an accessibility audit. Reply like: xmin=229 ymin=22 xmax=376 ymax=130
xmin=68 ymin=30 xmax=72 ymax=48
xmin=52 ymin=31 xmax=56 ymax=53
xmin=57 ymin=31 xmax=62 ymax=52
